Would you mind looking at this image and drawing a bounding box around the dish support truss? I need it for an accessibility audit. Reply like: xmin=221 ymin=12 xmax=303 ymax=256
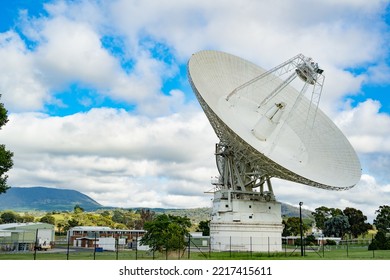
xmin=227 ymin=53 xmax=325 ymax=149
xmin=213 ymin=142 xmax=277 ymax=201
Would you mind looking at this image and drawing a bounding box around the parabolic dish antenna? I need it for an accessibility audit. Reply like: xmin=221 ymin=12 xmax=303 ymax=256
xmin=188 ymin=50 xmax=361 ymax=191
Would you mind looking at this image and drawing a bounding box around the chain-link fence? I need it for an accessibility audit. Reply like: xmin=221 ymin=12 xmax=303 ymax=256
xmin=0 ymin=235 xmax=388 ymax=260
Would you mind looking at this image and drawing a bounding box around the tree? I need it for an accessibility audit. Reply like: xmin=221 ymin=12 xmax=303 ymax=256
xmin=111 ymin=209 xmax=135 ymax=228
xmin=0 ymin=96 xmax=13 ymax=195
xmin=305 ymin=234 xmax=317 ymax=246
xmin=196 ymin=220 xmax=210 ymax=236
xmin=368 ymin=230 xmax=390 ymax=250
xmin=312 ymin=207 xmax=328 ymax=230
xmin=40 ymin=214 xmax=56 ymax=225
xmin=135 ymin=208 xmax=155 ymax=229
xmin=65 ymin=218 xmax=80 ymax=231
xmin=101 ymin=211 xmax=111 ymax=218
xmin=140 ymin=214 xmax=191 ymax=252
xmin=21 ymin=213 xmax=35 ymax=223
xmin=0 ymin=211 xmax=21 ymax=223
xmin=282 ymin=217 xmax=309 ymax=236
xmin=312 ymin=206 xmax=343 ymax=230
xmin=57 ymin=221 xmax=66 ymax=235
xmin=373 ymin=205 xmax=390 ymax=232
xmin=323 ymin=215 xmax=350 ymax=238
xmin=112 ymin=210 xmax=126 ymax=223
xmin=73 ymin=205 xmax=84 ymax=214
xmin=343 ymin=207 xmax=372 ymax=238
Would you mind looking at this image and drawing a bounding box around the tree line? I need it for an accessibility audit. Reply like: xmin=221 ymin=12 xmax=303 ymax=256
xmin=2 ymin=204 xmax=390 ymax=251
xmin=0 ymin=206 xmax=157 ymax=234
xmin=282 ymin=205 xmax=390 ymax=249
xmin=2 ymin=204 xmax=390 ymax=239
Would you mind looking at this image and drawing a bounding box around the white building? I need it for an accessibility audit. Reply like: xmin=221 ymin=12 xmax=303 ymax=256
xmin=0 ymin=222 xmax=55 ymax=251
xmin=67 ymin=226 xmax=145 ymax=251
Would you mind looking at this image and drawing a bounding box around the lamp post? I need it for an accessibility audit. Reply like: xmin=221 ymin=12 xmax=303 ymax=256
xmin=299 ymin=202 xmax=304 ymax=256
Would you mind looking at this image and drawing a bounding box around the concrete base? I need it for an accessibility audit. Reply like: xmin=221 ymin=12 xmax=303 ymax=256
xmin=210 ymin=190 xmax=283 ymax=252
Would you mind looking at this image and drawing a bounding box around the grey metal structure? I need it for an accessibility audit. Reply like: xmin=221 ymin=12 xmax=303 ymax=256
xmin=188 ymin=51 xmax=361 ymax=194
xmin=187 ymin=50 xmax=361 ymax=251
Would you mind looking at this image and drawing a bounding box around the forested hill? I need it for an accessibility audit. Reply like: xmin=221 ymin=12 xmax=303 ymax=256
xmin=0 ymin=186 xmax=313 ymax=219
xmin=0 ymin=186 xmax=102 ymax=211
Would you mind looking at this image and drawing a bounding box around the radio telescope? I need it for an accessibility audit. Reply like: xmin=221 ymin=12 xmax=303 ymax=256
xmin=188 ymin=50 xmax=361 ymax=252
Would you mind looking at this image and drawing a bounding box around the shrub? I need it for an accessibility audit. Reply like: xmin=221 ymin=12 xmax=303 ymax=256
xmin=325 ymin=239 xmax=336 ymax=246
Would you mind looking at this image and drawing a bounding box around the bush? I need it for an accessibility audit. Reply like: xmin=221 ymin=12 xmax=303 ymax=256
xmin=368 ymin=230 xmax=390 ymax=250
xmin=305 ymin=235 xmax=316 ymax=246
xmin=325 ymin=239 xmax=337 ymax=246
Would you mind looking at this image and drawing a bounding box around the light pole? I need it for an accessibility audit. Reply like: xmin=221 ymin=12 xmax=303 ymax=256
xmin=299 ymin=202 xmax=304 ymax=256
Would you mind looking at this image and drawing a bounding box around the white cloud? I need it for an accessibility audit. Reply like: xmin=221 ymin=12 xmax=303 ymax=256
xmin=0 ymin=31 xmax=49 ymax=111
xmin=366 ymin=63 xmax=390 ymax=85
xmin=109 ymin=0 xmax=389 ymax=115
xmin=2 ymin=0 xmax=387 ymax=113
xmin=274 ymin=173 xmax=390 ymax=223
xmin=31 ymin=15 xmax=173 ymax=111
xmin=1 ymin=4 xmax=181 ymax=114
xmin=316 ymin=66 xmax=366 ymax=116
xmin=0 ymin=0 xmax=389 ymax=222
xmin=335 ymin=99 xmax=390 ymax=153
xmin=2 ymin=107 xmax=218 ymax=208
xmin=35 ymin=17 xmax=120 ymax=87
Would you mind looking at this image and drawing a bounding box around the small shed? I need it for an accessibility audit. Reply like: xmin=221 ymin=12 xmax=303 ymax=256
xmin=0 ymin=222 xmax=55 ymax=251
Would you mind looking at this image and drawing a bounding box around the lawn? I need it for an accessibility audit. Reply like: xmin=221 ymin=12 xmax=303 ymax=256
xmin=1 ymin=245 xmax=390 ymax=260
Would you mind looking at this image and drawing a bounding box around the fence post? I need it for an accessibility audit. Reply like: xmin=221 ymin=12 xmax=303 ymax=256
xmin=135 ymin=233 xmax=138 ymax=260
xmin=268 ymin=236 xmax=270 ymax=256
xmin=66 ymin=230 xmax=70 ymax=260
xmin=284 ymin=237 xmax=287 ymax=256
xmin=116 ymin=238 xmax=119 ymax=260
xmin=178 ymin=237 xmax=180 ymax=260
xmin=250 ymin=236 xmax=252 ymax=258
xmin=209 ymin=236 xmax=211 ymax=258
xmin=34 ymin=228 xmax=38 ymax=260
xmin=230 ymin=236 xmax=232 ymax=258
xmin=188 ymin=235 xmax=191 ymax=259
xmin=93 ymin=232 xmax=97 ymax=260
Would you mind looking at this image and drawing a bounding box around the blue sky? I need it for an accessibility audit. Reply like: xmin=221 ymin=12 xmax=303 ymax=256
xmin=1 ymin=0 xmax=390 ymax=222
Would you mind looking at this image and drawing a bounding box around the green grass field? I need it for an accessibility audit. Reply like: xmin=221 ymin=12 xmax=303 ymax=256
xmin=1 ymin=245 xmax=390 ymax=260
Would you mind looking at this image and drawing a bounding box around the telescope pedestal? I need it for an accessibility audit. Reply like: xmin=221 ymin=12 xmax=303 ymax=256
xmin=210 ymin=190 xmax=283 ymax=252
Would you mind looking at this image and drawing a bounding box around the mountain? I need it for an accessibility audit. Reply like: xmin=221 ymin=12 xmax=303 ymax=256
xmin=0 ymin=187 xmax=313 ymax=220
xmin=0 ymin=186 xmax=102 ymax=211
xmin=281 ymin=203 xmax=313 ymax=219
xmin=163 ymin=204 xmax=313 ymax=222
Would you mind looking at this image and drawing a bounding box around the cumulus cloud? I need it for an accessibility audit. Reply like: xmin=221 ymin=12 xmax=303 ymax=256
xmin=2 ymin=0 xmax=387 ymax=113
xmin=366 ymin=63 xmax=390 ymax=85
xmin=274 ymin=173 xmax=390 ymax=223
xmin=35 ymin=17 xmax=121 ymax=88
xmin=0 ymin=0 xmax=389 ymax=219
xmin=0 ymin=31 xmax=49 ymax=111
xmin=335 ymin=99 xmax=390 ymax=153
xmin=1 ymin=3 xmax=181 ymax=115
xmin=109 ymin=0 xmax=388 ymax=65
xmin=109 ymin=0 xmax=388 ymax=117
xmin=2 ymin=107 xmax=218 ymax=208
